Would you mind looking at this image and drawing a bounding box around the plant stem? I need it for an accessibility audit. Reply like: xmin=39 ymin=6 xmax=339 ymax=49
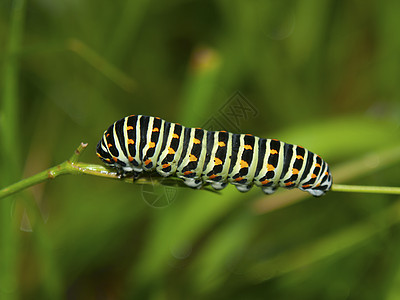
xmin=0 ymin=143 xmax=219 ymax=200
xmin=331 ymin=184 xmax=400 ymax=195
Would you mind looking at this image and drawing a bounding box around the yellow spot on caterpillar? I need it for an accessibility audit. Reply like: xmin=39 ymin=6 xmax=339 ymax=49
xmin=152 ymin=128 xmax=159 ymax=132
xmin=193 ymin=138 xmax=201 ymax=144
xmin=96 ymin=153 xmax=101 ymax=157
xmin=243 ymin=145 xmax=252 ymax=150
xmin=128 ymin=139 xmax=134 ymax=145
xmin=296 ymin=155 xmax=304 ymax=160
xmin=292 ymin=168 xmax=299 ymax=175
xmin=168 ymin=147 xmax=175 ymax=154
xmin=189 ymin=154 xmax=198 ymax=162
xmin=105 ymin=158 xmax=111 ymax=162
xmin=218 ymin=141 xmax=226 ymax=147
xmin=315 ymin=163 xmax=321 ymax=168
xmin=261 ymin=179 xmax=270 ymax=185
xmin=214 ymin=158 xmax=222 ymax=165
xmin=127 ymin=126 xmax=134 ymax=130
xmin=145 ymin=159 xmax=152 ymax=165
xmin=172 ymin=133 xmax=179 ymax=139
xmin=148 ymin=142 xmax=155 ymax=148
xmin=267 ymin=164 xmax=275 ymax=171
xmin=270 ymin=149 xmax=278 ymax=155
xmin=240 ymin=160 xmax=249 ymax=168
xmin=112 ymin=157 xmax=118 ymax=162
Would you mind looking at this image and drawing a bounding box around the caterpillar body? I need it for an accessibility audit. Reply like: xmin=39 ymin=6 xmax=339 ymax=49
xmin=96 ymin=115 xmax=332 ymax=196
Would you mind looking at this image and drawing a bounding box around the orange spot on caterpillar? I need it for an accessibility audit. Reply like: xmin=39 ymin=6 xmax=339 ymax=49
xmin=193 ymin=138 xmax=201 ymax=144
xmin=240 ymin=160 xmax=249 ymax=168
xmin=96 ymin=153 xmax=101 ymax=157
xmin=127 ymin=126 xmax=134 ymax=130
xmin=172 ymin=133 xmax=179 ymax=139
xmin=261 ymin=179 xmax=270 ymax=185
xmin=214 ymin=158 xmax=222 ymax=165
xmin=243 ymin=145 xmax=252 ymax=150
xmin=270 ymin=149 xmax=278 ymax=155
xmin=285 ymin=181 xmax=294 ymax=186
xmin=105 ymin=158 xmax=111 ymax=162
xmin=162 ymin=163 xmax=170 ymax=168
xmin=325 ymin=172 xmax=329 ymax=176
xmin=106 ymin=133 xmax=110 ymax=137
xmin=209 ymin=174 xmax=217 ymax=179
xmin=152 ymin=128 xmax=159 ymax=132
xmin=234 ymin=177 xmax=244 ymax=182
xmin=168 ymin=147 xmax=175 ymax=154
xmin=128 ymin=139 xmax=134 ymax=145
xmin=108 ymin=143 xmax=113 ymax=148
xmin=292 ymin=168 xmax=299 ymax=175
xmin=302 ymin=184 xmax=311 ymax=188
xmin=315 ymin=163 xmax=321 ymax=168
xmin=128 ymin=156 xmax=134 ymax=162
xmin=267 ymin=164 xmax=275 ymax=171
xmin=220 ymin=130 xmax=227 ymax=133
xmin=112 ymin=157 xmax=118 ymax=162
xmin=189 ymin=154 xmax=198 ymax=162
xmin=272 ymin=139 xmax=279 ymax=141
xmin=144 ymin=159 xmax=152 ymax=165
xmin=296 ymin=155 xmax=304 ymax=160
xmin=148 ymin=142 xmax=155 ymax=148
xmin=184 ymin=171 xmax=192 ymax=175
xmin=311 ymin=174 xmax=317 ymax=178
xmin=218 ymin=141 xmax=226 ymax=147
xmin=245 ymin=134 xmax=252 ymax=136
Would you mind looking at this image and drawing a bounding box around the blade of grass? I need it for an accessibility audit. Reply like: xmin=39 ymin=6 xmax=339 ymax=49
xmin=246 ymin=200 xmax=400 ymax=283
xmin=0 ymin=0 xmax=26 ymax=298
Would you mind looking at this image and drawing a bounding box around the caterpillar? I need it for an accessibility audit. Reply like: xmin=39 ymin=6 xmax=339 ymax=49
xmin=96 ymin=115 xmax=332 ymax=196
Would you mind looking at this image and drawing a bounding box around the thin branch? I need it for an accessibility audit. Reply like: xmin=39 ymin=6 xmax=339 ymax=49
xmin=331 ymin=184 xmax=400 ymax=195
xmin=0 ymin=143 xmax=217 ymax=200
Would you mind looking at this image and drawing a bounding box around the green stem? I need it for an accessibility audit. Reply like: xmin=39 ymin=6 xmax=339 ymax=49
xmin=331 ymin=184 xmax=400 ymax=195
xmin=0 ymin=143 xmax=219 ymax=200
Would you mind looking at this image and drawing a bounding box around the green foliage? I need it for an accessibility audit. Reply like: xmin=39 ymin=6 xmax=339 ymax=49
xmin=0 ymin=0 xmax=399 ymax=299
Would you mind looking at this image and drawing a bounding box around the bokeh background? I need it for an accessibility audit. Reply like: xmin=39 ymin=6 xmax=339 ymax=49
xmin=1 ymin=0 xmax=400 ymax=299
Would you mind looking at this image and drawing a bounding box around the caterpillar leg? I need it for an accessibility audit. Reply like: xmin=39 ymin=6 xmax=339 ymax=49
xmin=235 ymin=184 xmax=253 ymax=193
xmin=182 ymin=178 xmax=203 ymax=188
xmin=211 ymin=182 xmax=228 ymax=190
xmin=262 ymin=186 xmax=277 ymax=195
xmin=299 ymin=187 xmax=325 ymax=197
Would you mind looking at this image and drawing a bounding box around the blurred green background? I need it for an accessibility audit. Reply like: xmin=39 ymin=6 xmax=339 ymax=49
xmin=1 ymin=0 xmax=400 ymax=299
